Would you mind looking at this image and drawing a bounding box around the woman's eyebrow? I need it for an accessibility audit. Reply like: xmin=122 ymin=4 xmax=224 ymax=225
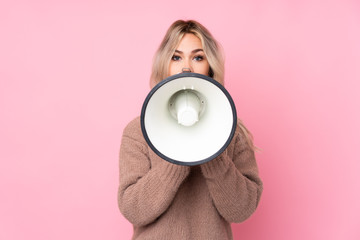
xmin=174 ymin=49 xmax=204 ymax=54
xmin=192 ymin=48 xmax=204 ymax=53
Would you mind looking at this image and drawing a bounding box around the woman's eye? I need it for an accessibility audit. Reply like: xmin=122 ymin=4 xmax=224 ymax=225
xmin=172 ymin=55 xmax=181 ymax=61
xmin=194 ymin=55 xmax=204 ymax=61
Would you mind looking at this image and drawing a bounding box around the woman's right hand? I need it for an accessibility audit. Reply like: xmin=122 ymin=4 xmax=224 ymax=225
xmin=148 ymin=149 xmax=190 ymax=177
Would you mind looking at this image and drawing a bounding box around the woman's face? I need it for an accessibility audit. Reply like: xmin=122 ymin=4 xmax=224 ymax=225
xmin=168 ymin=33 xmax=210 ymax=76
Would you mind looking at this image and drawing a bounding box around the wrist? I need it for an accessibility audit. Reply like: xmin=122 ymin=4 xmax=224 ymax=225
xmin=200 ymin=155 xmax=231 ymax=177
xmin=156 ymin=160 xmax=190 ymax=182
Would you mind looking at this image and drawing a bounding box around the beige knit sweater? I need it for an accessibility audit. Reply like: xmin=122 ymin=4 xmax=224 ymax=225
xmin=118 ymin=117 xmax=263 ymax=240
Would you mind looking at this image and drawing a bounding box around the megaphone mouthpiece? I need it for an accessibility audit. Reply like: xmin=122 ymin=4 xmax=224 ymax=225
xmin=169 ymin=90 xmax=203 ymax=127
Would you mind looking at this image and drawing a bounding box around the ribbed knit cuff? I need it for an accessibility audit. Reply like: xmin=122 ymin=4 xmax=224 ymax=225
xmin=157 ymin=162 xmax=190 ymax=186
xmin=200 ymin=155 xmax=231 ymax=177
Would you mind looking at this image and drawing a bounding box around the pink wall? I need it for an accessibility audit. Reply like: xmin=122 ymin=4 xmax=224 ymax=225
xmin=1 ymin=0 xmax=359 ymax=239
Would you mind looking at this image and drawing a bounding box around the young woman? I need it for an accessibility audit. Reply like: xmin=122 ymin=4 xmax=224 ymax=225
xmin=118 ymin=20 xmax=263 ymax=240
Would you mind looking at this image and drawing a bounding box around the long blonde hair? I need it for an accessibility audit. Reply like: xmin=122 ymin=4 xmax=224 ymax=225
xmin=150 ymin=20 xmax=224 ymax=87
xmin=150 ymin=20 xmax=256 ymax=151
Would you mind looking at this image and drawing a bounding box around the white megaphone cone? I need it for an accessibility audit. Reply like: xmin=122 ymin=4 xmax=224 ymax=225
xmin=140 ymin=72 xmax=237 ymax=166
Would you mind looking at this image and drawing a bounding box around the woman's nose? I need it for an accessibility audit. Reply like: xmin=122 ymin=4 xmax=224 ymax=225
xmin=182 ymin=60 xmax=193 ymax=72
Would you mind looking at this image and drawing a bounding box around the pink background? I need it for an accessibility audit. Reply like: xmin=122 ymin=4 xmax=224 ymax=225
xmin=1 ymin=0 xmax=359 ymax=239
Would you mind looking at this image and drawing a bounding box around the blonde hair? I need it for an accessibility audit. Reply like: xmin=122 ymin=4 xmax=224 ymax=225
xmin=150 ymin=20 xmax=224 ymax=88
xmin=150 ymin=20 xmax=256 ymax=151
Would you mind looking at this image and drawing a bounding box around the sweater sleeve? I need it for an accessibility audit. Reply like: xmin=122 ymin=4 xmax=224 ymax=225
xmin=117 ymin=118 xmax=190 ymax=226
xmin=200 ymin=127 xmax=263 ymax=223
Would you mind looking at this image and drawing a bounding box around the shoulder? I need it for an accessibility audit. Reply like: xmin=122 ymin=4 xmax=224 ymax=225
xmin=234 ymin=124 xmax=247 ymax=145
xmin=233 ymin=118 xmax=254 ymax=152
xmin=224 ymin=119 xmax=253 ymax=152
xmin=122 ymin=116 xmax=145 ymax=143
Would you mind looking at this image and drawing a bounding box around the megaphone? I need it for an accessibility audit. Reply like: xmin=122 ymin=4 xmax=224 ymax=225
xmin=141 ymin=72 xmax=237 ymax=166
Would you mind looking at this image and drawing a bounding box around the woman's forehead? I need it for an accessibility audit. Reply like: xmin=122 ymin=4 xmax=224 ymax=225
xmin=175 ymin=33 xmax=203 ymax=53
